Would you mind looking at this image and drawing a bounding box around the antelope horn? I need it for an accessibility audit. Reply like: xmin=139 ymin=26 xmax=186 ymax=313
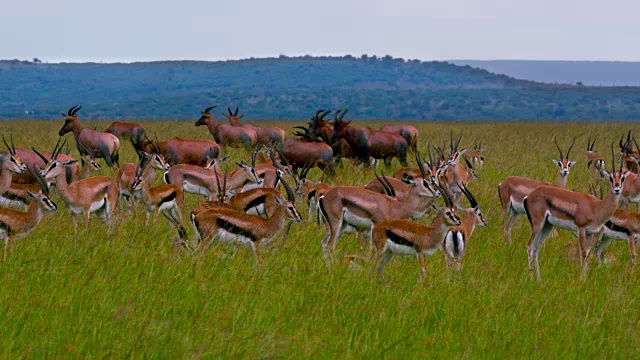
xmin=450 ymin=130 xmax=454 ymax=152
xmin=554 ymin=136 xmax=563 ymax=160
xmin=71 ymin=105 xmax=82 ymax=116
xmin=227 ymin=107 xmax=233 ymax=115
xmin=52 ymin=137 xmax=64 ymax=160
xmin=67 ymin=105 xmax=77 ymax=116
xmin=456 ymin=133 xmax=463 ymax=151
xmin=313 ymin=109 xmax=324 ymax=120
xmin=463 ymin=155 xmax=474 ymax=170
xmin=275 ymin=146 xmax=288 ymax=167
xmin=319 ymin=110 xmax=331 ymax=120
xmin=439 ymin=184 xmax=454 ymax=208
xmin=611 ymin=142 xmax=616 ymax=173
xmin=427 ymin=142 xmax=434 ymax=166
xmin=340 ymin=109 xmax=348 ymax=120
xmin=251 ymin=145 xmax=261 ymax=168
xmin=153 ymin=132 xmax=161 ymax=154
xmin=458 ymin=182 xmax=478 ymax=208
xmin=382 ymin=173 xmax=396 ymax=197
xmin=32 ymin=147 xmax=50 ymax=164
xmin=213 ymin=162 xmax=224 ymax=202
xmin=235 ymin=107 xmax=239 ymax=116
xmin=2 ymin=135 xmax=12 ymax=155
xmin=204 ymin=105 xmax=216 ymax=114
xmin=415 ymin=151 xmax=427 ymax=178
xmin=374 ymin=170 xmax=393 ymax=197
xmin=279 ymin=172 xmax=296 ymax=202
xmin=29 ymin=166 xmax=49 ymax=194
xmin=10 ymin=134 xmax=16 ymax=155
xmin=566 ymin=137 xmax=576 ymax=159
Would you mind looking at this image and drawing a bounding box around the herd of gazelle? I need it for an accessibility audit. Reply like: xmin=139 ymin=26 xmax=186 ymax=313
xmin=3 ymin=106 xmax=640 ymax=281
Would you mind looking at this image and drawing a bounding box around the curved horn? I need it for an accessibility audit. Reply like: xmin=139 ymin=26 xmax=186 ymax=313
xmin=227 ymin=107 xmax=233 ymax=115
xmin=71 ymin=105 xmax=82 ymax=116
xmin=67 ymin=105 xmax=77 ymax=116
xmin=554 ymin=137 xmax=563 ymax=160
xmin=28 ymin=166 xmax=49 ymax=194
xmin=566 ymin=137 xmax=576 ymax=159
xmin=611 ymin=142 xmax=616 ymax=173
xmin=415 ymin=151 xmax=427 ymax=178
xmin=382 ymin=173 xmax=396 ymax=197
xmin=204 ymin=105 xmax=216 ymax=114
xmin=319 ymin=110 xmax=331 ymax=120
xmin=234 ymin=107 xmax=239 ymax=116
xmin=459 ymin=182 xmax=478 ymax=208
xmin=375 ymin=170 xmax=393 ymax=197
xmin=2 ymin=136 xmax=12 ymax=155
xmin=456 ymin=133 xmax=463 ymax=151
xmin=450 ymin=130 xmax=454 ymax=152
xmin=279 ymin=172 xmax=296 ymax=202
xmin=313 ymin=109 xmax=324 ymax=120
xmin=439 ymin=184 xmax=455 ymax=208
xmin=339 ymin=109 xmax=348 ymax=120
xmin=32 ymin=147 xmax=49 ymax=164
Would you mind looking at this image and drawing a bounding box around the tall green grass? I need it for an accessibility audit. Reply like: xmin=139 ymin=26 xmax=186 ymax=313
xmin=1 ymin=120 xmax=640 ymax=358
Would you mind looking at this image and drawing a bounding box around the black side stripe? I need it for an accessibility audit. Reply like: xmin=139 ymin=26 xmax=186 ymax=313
xmin=159 ymin=191 xmax=177 ymax=207
xmin=545 ymin=199 xmax=575 ymax=220
xmin=386 ymin=230 xmax=415 ymax=248
xmin=0 ymin=220 xmax=13 ymax=236
xmin=1 ymin=191 xmax=28 ymax=204
xmin=216 ymin=218 xmax=257 ymax=242
xmin=605 ymin=221 xmax=631 ymax=235
xmin=244 ymin=195 xmax=266 ymax=212
xmin=342 ymin=198 xmax=374 ymax=218
xmin=307 ymin=190 xmax=316 ymax=204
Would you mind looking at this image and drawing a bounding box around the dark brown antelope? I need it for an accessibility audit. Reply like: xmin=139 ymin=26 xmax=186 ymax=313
xmin=523 ymin=144 xmax=628 ymax=281
xmin=0 ymin=169 xmax=57 ymax=261
xmin=224 ymin=107 xmax=285 ymax=145
xmin=318 ymin=157 xmax=440 ymax=262
xmin=372 ymin=184 xmax=461 ymax=280
xmin=135 ymin=134 xmax=220 ymax=167
xmin=58 ymin=105 xmax=121 ymax=168
xmin=104 ymin=121 xmax=146 ymax=144
xmin=332 ymin=110 xmax=408 ymax=167
xmin=301 ymin=109 xmax=356 ymax=163
xmin=195 ymin=106 xmax=258 ymax=148
xmin=36 ymin=139 xmax=119 ymax=233
xmin=280 ymin=137 xmax=335 ymax=175
xmin=190 ymin=172 xmax=301 ymax=264
xmin=498 ymin=137 xmax=576 ymax=244
xmin=380 ymin=123 xmax=419 ymax=152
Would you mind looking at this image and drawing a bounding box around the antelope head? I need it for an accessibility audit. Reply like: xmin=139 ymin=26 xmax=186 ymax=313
xmin=35 ymin=137 xmax=77 ymax=181
xmin=59 ymin=105 xmax=82 ymax=136
xmin=275 ymin=171 xmax=302 ymax=223
xmin=463 ymin=156 xmax=480 ymax=180
xmin=448 ymin=131 xmax=467 ymax=165
xmin=294 ymin=159 xmax=315 ymax=195
xmin=27 ymin=167 xmax=57 ymax=213
xmin=425 ymin=142 xmax=448 ymax=186
xmin=457 ymin=182 xmax=487 ymax=227
xmin=600 ymin=143 xmax=629 ymax=195
xmin=409 ymin=151 xmax=441 ymax=198
xmin=432 ymin=184 xmax=462 ymax=227
xmin=196 ymin=106 xmax=216 ymax=126
xmin=131 ymin=156 xmax=151 ymax=191
xmin=553 ymin=137 xmax=576 ymax=177
xmin=235 ymin=146 xmax=263 ymax=186
xmin=136 ymin=150 xmax=170 ymax=171
xmin=222 ymin=106 xmax=244 ymax=122
xmin=1 ymin=135 xmax=26 ymax=174
xmin=585 ymin=137 xmax=605 ymax=170
xmin=77 ymin=140 xmax=102 ymax=172
xmin=330 ymin=109 xmax=350 ymax=143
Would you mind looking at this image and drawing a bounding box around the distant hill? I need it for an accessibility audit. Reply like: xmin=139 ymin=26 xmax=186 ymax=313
xmin=1 ymin=56 xmax=639 ymax=120
xmin=450 ymin=60 xmax=640 ymax=86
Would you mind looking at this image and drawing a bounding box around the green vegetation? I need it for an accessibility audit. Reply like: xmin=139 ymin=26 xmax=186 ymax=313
xmin=2 ymin=56 xmax=639 ymax=120
xmin=1 ymin=120 xmax=639 ymax=357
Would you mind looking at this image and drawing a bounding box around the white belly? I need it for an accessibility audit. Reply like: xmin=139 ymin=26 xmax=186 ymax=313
xmin=158 ymin=201 xmax=175 ymax=212
xmin=183 ymin=181 xmax=210 ymax=197
xmin=386 ymin=239 xmax=417 ymax=256
xmin=603 ymin=228 xmax=629 ymax=241
xmin=215 ymin=229 xmax=254 ymax=247
xmin=241 ymin=183 xmax=263 ymax=192
xmin=89 ymin=198 xmax=106 ymax=212
xmin=510 ymin=198 xmax=525 ymax=213
xmin=246 ymin=203 xmax=265 ymax=216
xmin=342 ymin=209 xmax=373 ymax=230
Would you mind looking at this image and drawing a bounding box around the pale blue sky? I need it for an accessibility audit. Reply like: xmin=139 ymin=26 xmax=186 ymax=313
xmin=1 ymin=0 xmax=638 ymax=62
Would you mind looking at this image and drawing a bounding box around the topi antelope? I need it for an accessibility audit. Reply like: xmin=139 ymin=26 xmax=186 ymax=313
xmin=372 ymin=183 xmax=461 ymax=280
xmin=0 ymin=168 xmax=57 ymax=260
xmin=332 ymin=110 xmax=408 ymax=167
xmin=104 ymin=121 xmax=146 ymax=144
xmin=58 ymin=105 xmax=121 ymax=168
xmin=190 ymin=172 xmax=301 ymax=264
xmin=224 ymin=106 xmax=285 ymax=146
xmin=380 ymin=123 xmax=419 ymax=152
xmin=498 ymin=137 xmax=576 ymax=244
xmin=135 ymin=133 xmax=220 ymax=167
xmin=523 ymin=144 xmax=628 ymax=281
xmin=195 ymin=106 xmax=258 ymax=148
xmin=36 ymin=138 xmax=119 ymax=233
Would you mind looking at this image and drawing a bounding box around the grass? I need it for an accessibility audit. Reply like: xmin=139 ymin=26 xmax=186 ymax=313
xmin=1 ymin=120 xmax=640 ymax=358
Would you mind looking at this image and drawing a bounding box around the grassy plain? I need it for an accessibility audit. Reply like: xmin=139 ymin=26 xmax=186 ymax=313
xmin=1 ymin=120 xmax=640 ymax=358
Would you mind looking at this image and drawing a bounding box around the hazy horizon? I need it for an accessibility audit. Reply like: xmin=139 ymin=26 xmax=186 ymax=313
xmin=2 ymin=0 xmax=639 ymax=63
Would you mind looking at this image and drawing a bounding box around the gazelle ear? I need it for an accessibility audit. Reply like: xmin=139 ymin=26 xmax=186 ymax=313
xmin=456 ymin=204 xmax=468 ymax=211
xmin=0 ymin=152 xmax=7 ymax=160
xmin=600 ymin=169 xmax=611 ymax=179
xmin=62 ymin=160 xmax=78 ymax=166
xmin=459 ymin=148 xmax=467 ymax=155
xmin=272 ymin=194 xmax=285 ymax=205
xmin=235 ymin=161 xmax=247 ymax=168
xmin=621 ymin=170 xmax=630 ymax=181
xmin=237 ymin=114 xmax=244 ymax=120
xmin=219 ymin=156 xmax=229 ymax=163
xmin=27 ymin=191 xmax=39 ymax=199
xmin=552 ymin=159 xmax=562 ymax=167
xmin=568 ymin=161 xmax=576 ymax=167
xmin=401 ymin=175 xmax=415 ymax=185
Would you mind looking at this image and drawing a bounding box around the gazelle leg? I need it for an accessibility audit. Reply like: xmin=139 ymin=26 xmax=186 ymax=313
xmin=145 ymin=211 xmax=150 ymax=226
xmin=154 ymin=208 xmax=161 ymax=224
xmin=3 ymin=236 xmax=10 ymax=262
xmin=250 ymin=241 xmax=262 ymax=265
xmin=528 ymin=220 xmax=553 ymax=282
xmin=377 ymin=247 xmax=393 ymax=280
xmin=577 ymin=227 xmax=589 ymax=280
xmin=628 ymin=234 xmax=637 ymax=265
xmin=84 ymin=212 xmax=91 ymax=230
xmin=593 ymin=235 xmax=612 ymax=265
xmin=417 ymin=253 xmax=426 ymax=281
xmin=504 ymin=210 xmax=520 ymax=244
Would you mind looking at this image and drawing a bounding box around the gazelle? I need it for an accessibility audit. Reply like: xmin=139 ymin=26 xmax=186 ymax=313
xmin=318 ymin=155 xmax=440 ymax=262
xmin=523 ymin=144 xmax=628 ymax=281
xmin=442 ymin=133 xmax=480 ymax=201
xmin=118 ymin=150 xmax=170 ymax=209
xmin=0 ymin=169 xmax=57 ymax=260
xmin=466 ymin=141 xmax=485 ymax=169
xmin=393 ymin=144 xmax=449 ymax=188
xmin=0 ymin=136 xmax=28 ymax=209
xmin=131 ymin=157 xmax=185 ymax=237
xmin=58 ymin=105 xmax=121 ymax=168
xmin=619 ymin=138 xmax=640 ymax=210
xmin=585 ymin=137 xmax=605 ymax=175
xmin=164 ymin=159 xmax=260 ymax=200
xmin=585 ymin=184 xmax=640 ymax=265
xmin=36 ymin=139 xmax=119 ymax=233
xmin=190 ymin=172 xmax=301 ymax=264
xmin=372 ymin=184 xmax=461 ymax=280
xmin=498 ymin=137 xmax=576 ymax=243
